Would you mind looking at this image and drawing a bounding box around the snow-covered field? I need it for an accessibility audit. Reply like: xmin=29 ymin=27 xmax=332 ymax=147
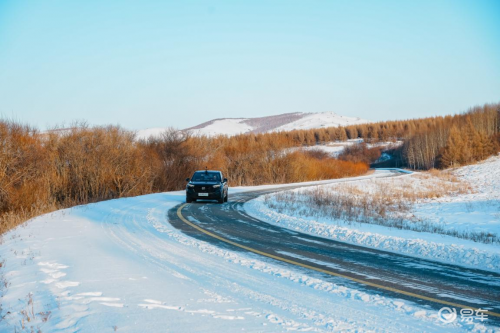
xmin=288 ymin=140 xmax=361 ymax=157
xmin=287 ymin=139 xmax=402 ymax=158
xmin=0 ymin=171 xmax=497 ymax=332
xmin=245 ymin=156 xmax=500 ymax=273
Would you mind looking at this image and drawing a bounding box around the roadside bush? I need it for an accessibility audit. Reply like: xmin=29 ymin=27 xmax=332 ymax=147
xmin=46 ymin=124 xmax=154 ymax=205
xmin=338 ymin=142 xmax=381 ymax=165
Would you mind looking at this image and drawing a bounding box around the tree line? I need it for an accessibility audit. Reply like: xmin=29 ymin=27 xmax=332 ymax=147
xmin=0 ymin=102 xmax=498 ymax=234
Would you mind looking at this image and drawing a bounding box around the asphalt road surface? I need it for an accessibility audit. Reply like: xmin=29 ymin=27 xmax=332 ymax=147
xmin=168 ymin=176 xmax=500 ymax=325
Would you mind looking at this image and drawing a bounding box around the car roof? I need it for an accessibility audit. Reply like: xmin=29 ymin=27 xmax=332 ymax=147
xmin=194 ymin=170 xmax=221 ymax=173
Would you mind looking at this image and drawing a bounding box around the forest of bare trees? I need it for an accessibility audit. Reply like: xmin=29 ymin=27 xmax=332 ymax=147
xmin=0 ymin=121 xmax=367 ymax=234
xmin=401 ymin=105 xmax=498 ymax=169
xmin=0 ymin=102 xmax=498 ymax=234
xmin=270 ymin=103 xmax=499 ymax=169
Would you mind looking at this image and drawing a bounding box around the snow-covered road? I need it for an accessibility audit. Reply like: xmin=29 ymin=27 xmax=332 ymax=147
xmin=0 ymin=171 xmax=497 ymax=332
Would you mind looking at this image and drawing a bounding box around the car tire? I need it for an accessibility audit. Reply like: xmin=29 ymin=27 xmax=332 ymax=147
xmin=186 ymin=196 xmax=192 ymax=203
xmin=224 ymin=192 xmax=228 ymax=202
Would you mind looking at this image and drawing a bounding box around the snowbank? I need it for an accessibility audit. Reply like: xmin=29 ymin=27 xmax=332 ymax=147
xmin=245 ymin=157 xmax=500 ymax=273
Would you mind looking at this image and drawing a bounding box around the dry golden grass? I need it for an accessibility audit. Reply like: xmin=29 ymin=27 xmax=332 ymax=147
xmin=0 ymin=203 xmax=58 ymax=236
xmin=266 ymin=170 xmax=497 ymax=243
xmin=378 ymin=171 xmax=471 ymax=202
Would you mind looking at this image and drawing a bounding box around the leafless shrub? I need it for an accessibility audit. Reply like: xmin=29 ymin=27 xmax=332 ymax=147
xmin=11 ymin=293 xmax=50 ymax=332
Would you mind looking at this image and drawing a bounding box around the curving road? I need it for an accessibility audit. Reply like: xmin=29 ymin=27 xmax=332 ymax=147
xmin=168 ymin=175 xmax=500 ymax=325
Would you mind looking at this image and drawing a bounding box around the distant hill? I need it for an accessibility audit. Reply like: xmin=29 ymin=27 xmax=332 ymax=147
xmin=136 ymin=112 xmax=370 ymax=139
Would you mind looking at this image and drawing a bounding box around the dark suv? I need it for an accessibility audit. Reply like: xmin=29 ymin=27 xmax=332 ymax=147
xmin=186 ymin=170 xmax=228 ymax=203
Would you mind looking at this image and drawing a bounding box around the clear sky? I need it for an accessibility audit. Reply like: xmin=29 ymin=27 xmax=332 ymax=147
xmin=0 ymin=0 xmax=499 ymax=130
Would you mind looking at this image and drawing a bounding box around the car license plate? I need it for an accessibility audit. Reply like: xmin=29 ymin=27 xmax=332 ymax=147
xmin=198 ymin=193 xmax=209 ymax=197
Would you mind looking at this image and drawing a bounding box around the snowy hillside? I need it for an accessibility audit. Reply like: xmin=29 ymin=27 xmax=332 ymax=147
xmin=273 ymin=112 xmax=368 ymax=132
xmin=136 ymin=112 xmax=369 ymax=139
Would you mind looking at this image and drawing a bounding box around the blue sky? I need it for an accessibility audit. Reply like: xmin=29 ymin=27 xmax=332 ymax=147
xmin=0 ymin=0 xmax=499 ymax=130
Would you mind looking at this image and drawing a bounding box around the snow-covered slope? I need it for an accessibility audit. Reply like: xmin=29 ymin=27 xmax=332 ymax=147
xmin=186 ymin=112 xmax=369 ymax=137
xmin=137 ymin=112 xmax=369 ymax=139
xmin=134 ymin=127 xmax=171 ymax=141
xmin=274 ymin=112 xmax=368 ymax=132
xmin=185 ymin=118 xmax=254 ymax=137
